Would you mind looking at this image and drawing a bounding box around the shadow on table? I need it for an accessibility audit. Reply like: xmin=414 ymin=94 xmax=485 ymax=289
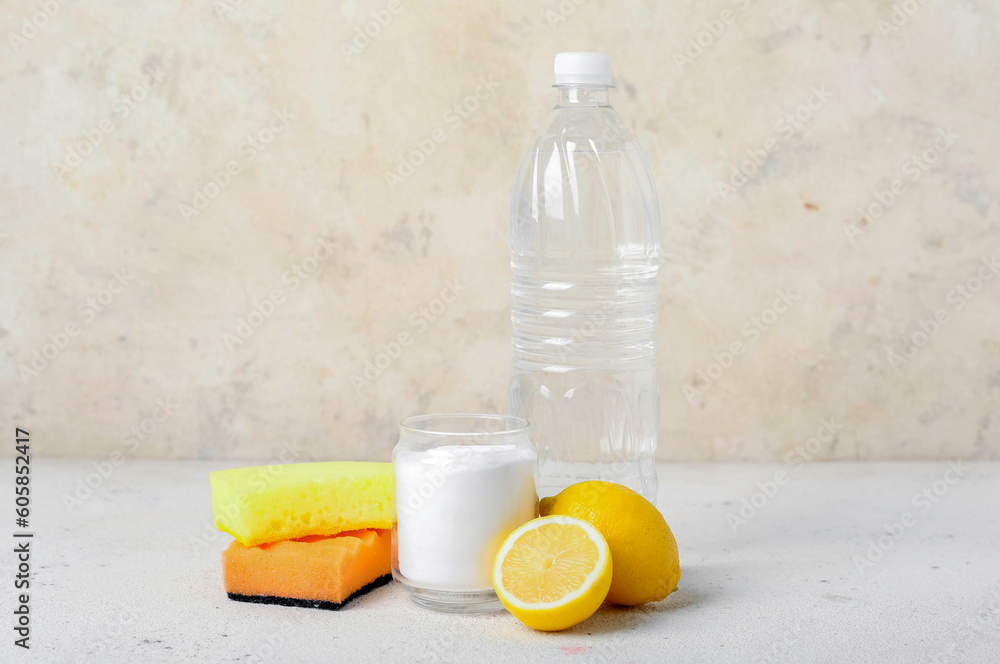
xmin=563 ymin=562 xmax=724 ymax=635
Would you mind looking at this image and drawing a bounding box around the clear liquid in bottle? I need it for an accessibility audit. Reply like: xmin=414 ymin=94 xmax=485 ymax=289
xmin=508 ymin=53 xmax=661 ymax=503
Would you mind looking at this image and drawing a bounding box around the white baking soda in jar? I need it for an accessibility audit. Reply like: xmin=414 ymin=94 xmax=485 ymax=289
xmin=391 ymin=414 xmax=537 ymax=613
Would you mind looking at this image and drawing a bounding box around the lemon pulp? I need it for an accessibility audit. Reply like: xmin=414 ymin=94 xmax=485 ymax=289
xmin=493 ymin=516 xmax=612 ymax=631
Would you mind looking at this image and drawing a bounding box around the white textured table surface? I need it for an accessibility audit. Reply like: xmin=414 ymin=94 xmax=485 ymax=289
xmin=3 ymin=459 xmax=998 ymax=663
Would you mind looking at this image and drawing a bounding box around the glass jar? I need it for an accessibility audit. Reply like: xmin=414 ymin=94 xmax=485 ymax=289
xmin=392 ymin=414 xmax=537 ymax=613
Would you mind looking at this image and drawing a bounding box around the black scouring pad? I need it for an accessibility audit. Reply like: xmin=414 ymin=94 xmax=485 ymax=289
xmin=227 ymin=574 xmax=392 ymax=611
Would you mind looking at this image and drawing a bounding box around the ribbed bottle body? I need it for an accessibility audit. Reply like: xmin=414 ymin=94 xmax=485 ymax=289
xmin=509 ymin=92 xmax=661 ymax=502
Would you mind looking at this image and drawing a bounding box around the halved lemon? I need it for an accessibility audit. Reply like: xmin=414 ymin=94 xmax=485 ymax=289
xmin=493 ymin=515 xmax=612 ymax=631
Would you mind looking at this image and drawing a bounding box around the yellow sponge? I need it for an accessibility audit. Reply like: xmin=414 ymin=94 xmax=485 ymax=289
xmin=210 ymin=462 xmax=393 ymax=546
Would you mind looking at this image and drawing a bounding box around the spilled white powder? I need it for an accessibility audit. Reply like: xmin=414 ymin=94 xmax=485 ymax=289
xmin=395 ymin=444 xmax=537 ymax=591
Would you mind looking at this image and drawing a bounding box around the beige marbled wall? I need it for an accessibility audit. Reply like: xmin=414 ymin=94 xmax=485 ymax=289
xmin=1 ymin=0 xmax=998 ymax=462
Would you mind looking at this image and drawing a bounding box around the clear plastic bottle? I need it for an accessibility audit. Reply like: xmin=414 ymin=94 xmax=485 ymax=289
xmin=508 ymin=52 xmax=661 ymax=503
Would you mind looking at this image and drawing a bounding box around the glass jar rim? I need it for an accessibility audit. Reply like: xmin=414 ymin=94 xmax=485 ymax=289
xmin=399 ymin=413 xmax=529 ymax=437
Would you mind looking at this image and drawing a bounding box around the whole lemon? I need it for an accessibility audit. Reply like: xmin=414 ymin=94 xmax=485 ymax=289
xmin=539 ymin=481 xmax=680 ymax=606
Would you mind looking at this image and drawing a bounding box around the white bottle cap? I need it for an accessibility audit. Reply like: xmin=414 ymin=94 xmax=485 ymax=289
xmin=554 ymin=52 xmax=613 ymax=86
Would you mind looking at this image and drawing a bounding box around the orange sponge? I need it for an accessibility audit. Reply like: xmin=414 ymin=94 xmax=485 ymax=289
xmin=223 ymin=529 xmax=391 ymax=609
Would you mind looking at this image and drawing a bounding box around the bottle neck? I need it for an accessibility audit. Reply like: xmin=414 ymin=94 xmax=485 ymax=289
xmin=554 ymin=86 xmax=611 ymax=108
